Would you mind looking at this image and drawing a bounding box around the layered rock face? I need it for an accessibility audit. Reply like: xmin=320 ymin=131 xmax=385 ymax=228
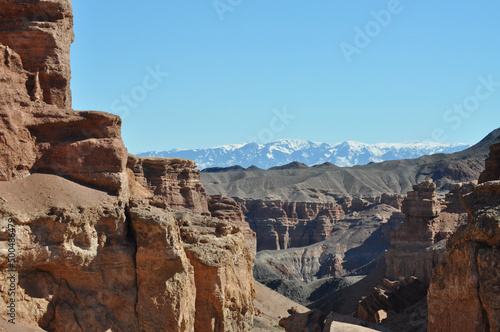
xmin=239 ymin=199 xmax=344 ymax=251
xmin=130 ymin=202 xmax=255 ymax=331
xmin=385 ymin=180 xmax=469 ymax=285
xmin=0 ymin=0 xmax=73 ymax=109
xmin=0 ymin=2 xmax=127 ymax=194
xmin=428 ymin=146 xmax=500 ymax=332
xmin=208 ymin=195 xmax=257 ymax=258
xmin=127 ymin=155 xmax=257 ymax=258
xmin=0 ymin=1 xmax=256 ymax=331
xmin=478 ymin=137 xmax=500 ymax=183
xmin=0 ymin=175 xmax=255 ymax=331
xmin=254 ymin=204 xmax=403 ymax=304
xmin=239 ymin=194 xmax=403 ymax=252
xmin=127 ymin=155 xmax=210 ymax=215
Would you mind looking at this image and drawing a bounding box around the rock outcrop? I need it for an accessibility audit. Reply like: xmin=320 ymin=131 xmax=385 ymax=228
xmin=0 ymin=0 xmax=74 ymax=109
xmin=385 ymin=180 xmax=469 ymax=284
xmin=130 ymin=202 xmax=255 ymax=331
xmin=208 ymin=195 xmax=257 ymax=258
xmin=0 ymin=3 xmax=127 ymax=195
xmin=428 ymin=143 xmax=500 ymax=332
xmin=0 ymin=175 xmax=139 ymax=331
xmin=0 ymin=1 xmax=256 ymax=331
xmin=357 ymin=277 xmax=427 ymax=325
xmin=127 ymin=155 xmax=210 ymax=215
xmin=239 ymin=199 xmax=345 ymax=251
xmin=126 ymin=156 xmax=257 ymax=258
xmin=478 ymin=136 xmax=500 ymax=183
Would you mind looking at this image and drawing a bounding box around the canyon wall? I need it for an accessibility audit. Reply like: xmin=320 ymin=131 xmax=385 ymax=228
xmin=385 ymin=180 xmax=471 ymax=285
xmin=254 ymin=204 xmax=403 ymax=293
xmin=0 ymin=1 xmax=127 ymax=194
xmin=344 ymin=180 xmax=473 ymax=328
xmin=0 ymin=1 xmax=255 ymax=331
xmin=127 ymin=155 xmax=210 ymax=215
xmin=239 ymin=194 xmax=403 ymax=252
xmin=428 ymin=138 xmax=500 ymax=332
xmin=0 ymin=0 xmax=73 ymax=109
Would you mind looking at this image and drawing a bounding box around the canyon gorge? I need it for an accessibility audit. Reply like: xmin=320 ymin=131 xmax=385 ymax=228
xmin=0 ymin=1 xmax=499 ymax=332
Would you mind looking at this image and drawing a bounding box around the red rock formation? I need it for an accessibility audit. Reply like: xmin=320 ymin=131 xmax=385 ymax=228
xmin=478 ymin=136 xmax=500 ymax=183
xmin=428 ymin=153 xmax=500 ymax=331
xmin=130 ymin=204 xmax=196 ymax=331
xmin=127 ymin=155 xmax=210 ymax=215
xmin=239 ymin=199 xmax=345 ymax=251
xmin=208 ymin=194 xmax=257 ymax=258
xmin=356 ymin=277 xmax=427 ymax=324
xmin=178 ymin=210 xmax=255 ymax=331
xmin=385 ymin=180 xmax=469 ymax=284
xmin=130 ymin=202 xmax=255 ymax=331
xmin=0 ymin=0 xmax=74 ymax=109
xmin=0 ymin=3 xmax=127 ymax=195
xmin=0 ymin=175 xmax=139 ymax=331
xmin=0 ymin=1 xmax=256 ymax=331
xmin=442 ymin=182 xmax=477 ymax=213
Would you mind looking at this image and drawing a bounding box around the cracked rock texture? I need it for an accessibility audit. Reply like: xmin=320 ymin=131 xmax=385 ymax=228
xmin=127 ymin=155 xmax=210 ymax=215
xmin=428 ymin=138 xmax=500 ymax=332
xmin=0 ymin=0 xmax=73 ymax=109
xmin=0 ymin=3 xmax=128 ymax=194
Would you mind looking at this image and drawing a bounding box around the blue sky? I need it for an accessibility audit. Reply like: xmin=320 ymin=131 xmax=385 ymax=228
xmin=71 ymin=0 xmax=500 ymax=154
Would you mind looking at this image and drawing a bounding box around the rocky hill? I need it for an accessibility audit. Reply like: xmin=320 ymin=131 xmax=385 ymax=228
xmin=0 ymin=1 xmax=255 ymax=331
xmin=140 ymin=139 xmax=470 ymax=169
xmin=201 ymin=128 xmax=499 ymax=201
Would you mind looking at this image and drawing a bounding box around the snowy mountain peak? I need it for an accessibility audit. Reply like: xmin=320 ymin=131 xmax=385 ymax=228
xmin=139 ymin=139 xmax=471 ymax=170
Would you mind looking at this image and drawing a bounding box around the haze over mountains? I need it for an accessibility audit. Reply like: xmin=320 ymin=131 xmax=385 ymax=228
xmin=138 ymin=139 xmax=470 ymax=170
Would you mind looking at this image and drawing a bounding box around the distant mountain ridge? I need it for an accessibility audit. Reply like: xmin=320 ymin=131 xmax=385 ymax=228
xmin=138 ymin=139 xmax=470 ymax=169
xmin=200 ymin=128 xmax=500 ymax=201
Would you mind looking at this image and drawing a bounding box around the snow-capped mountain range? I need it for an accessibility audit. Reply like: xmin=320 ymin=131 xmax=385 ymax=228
xmin=138 ymin=139 xmax=471 ymax=170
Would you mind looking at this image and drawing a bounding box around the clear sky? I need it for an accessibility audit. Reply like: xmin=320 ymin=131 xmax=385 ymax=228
xmin=71 ymin=0 xmax=500 ymax=154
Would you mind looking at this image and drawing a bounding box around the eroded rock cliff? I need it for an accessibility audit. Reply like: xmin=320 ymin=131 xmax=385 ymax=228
xmin=428 ymin=138 xmax=500 ymax=332
xmin=0 ymin=0 xmax=73 ymax=109
xmin=385 ymin=180 xmax=470 ymax=285
xmin=208 ymin=195 xmax=257 ymax=259
xmin=127 ymin=155 xmax=210 ymax=215
xmin=239 ymin=194 xmax=403 ymax=252
xmin=239 ymin=199 xmax=344 ymax=251
xmin=0 ymin=1 xmax=256 ymax=331
xmin=0 ymin=3 xmax=127 ymax=194
xmin=478 ymin=136 xmax=500 ymax=184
